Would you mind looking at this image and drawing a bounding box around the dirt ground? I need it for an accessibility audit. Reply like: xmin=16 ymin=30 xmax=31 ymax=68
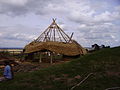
xmin=0 ymin=57 xmax=71 ymax=73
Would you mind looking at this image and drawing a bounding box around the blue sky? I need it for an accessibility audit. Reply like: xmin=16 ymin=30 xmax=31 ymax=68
xmin=0 ymin=0 xmax=120 ymax=47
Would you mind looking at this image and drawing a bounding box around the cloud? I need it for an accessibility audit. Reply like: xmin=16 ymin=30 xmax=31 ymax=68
xmin=0 ymin=0 xmax=28 ymax=16
xmin=74 ymin=22 xmax=120 ymax=46
xmin=4 ymin=33 xmax=36 ymax=41
xmin=94 ymin=11 xmax=120 ymax=23
xmin=0 ymin=0 xmax=66 ymax=16
xmin=69 ymin=10 xmax=120 ymax=24
xmin=115 ymin=6 xmax=120 ymax=11
xmin=0 ymin=25 xmax=40 ymax=47
xmin=64 ymin=1 xmax=120 ymax=47
xmin=0 ymin=0 xmax=28 ymax=6
xmin=0 ymin=0 xmax=120 ymax=47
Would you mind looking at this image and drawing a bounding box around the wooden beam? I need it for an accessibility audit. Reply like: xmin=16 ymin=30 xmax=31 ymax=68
xmin=56 ymin=27 xmax=62 ymax=42
xmin=68 ymin=32 xmax=74 ymax=43
xmin=54 ymin=28 xmax=56 ymax=41
xmin=55 ymin=23 xmax=71 ymax=42
xmin=58 ymin=28 xmax=68 ymax=42
xmin=49 ymin=28 xmax=52 ymax=41
xmin=52 ymin=18 xmax=57 ymax=22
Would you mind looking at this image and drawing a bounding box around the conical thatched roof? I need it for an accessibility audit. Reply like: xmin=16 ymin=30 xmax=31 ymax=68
xmin=24 ymin=19 xmax=87 ymax=56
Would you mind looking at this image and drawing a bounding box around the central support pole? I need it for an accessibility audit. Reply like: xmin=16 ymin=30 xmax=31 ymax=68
xmin=39 ymin=52 xmax=42 ymax=63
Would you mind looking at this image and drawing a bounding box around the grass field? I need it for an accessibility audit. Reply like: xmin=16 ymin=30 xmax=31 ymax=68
xmin=0 ymin=46 xmax=120 ymax=90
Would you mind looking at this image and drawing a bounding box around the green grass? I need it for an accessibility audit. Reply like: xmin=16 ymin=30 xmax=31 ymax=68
xmin=0 ymin=47 xmax=120 ymax=90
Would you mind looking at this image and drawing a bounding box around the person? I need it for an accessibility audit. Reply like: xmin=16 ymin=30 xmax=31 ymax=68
xmin=0 ymin=60 xmax=13 ymax=82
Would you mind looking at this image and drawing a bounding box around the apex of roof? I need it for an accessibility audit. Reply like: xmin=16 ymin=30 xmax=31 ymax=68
xmin=35 ymin=19 xmax=73 ymax=43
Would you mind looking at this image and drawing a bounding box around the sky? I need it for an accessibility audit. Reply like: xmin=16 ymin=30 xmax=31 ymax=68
xmin=0 ymin=0 xmax=120 ymax=48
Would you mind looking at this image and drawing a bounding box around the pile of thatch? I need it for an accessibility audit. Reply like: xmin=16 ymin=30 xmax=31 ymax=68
xmin=24 ymin=40 xmax=87 ymax=56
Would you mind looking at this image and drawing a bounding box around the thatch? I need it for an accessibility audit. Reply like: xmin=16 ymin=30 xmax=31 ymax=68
xmin=24 ymin=41 xmax=87 ymax=56
xmin=24 ymin=19 xmax=87 ymax=56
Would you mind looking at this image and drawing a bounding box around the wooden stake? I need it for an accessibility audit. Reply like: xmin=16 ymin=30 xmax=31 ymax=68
xmin=71 ymin=73 xmax=93 ymax=90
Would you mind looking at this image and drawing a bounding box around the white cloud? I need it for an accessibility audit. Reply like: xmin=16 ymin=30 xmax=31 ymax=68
xmin=0 ymin=25 xmax=40 ymax=47
xmin=94 ymin=11 xmax=112 ymax=22
xmin=13 ymin=33 xmax=36 ymax=41
xmin=69 ymin=10 xmax=120 ymax=24
xmin=0 ymin=0 xmax=28 ymax=6
xmin=0 ymin=0 xmax=120 ymax=47
xmin=0 ymin=32 xmax=2 ymax=36
xmin=75 ymin=22 xmax=120 ymax=47
xmin=94 ymin=11 xmax=120 ymax=22
xmin=115 ymin=6 xmax=120 ymax=11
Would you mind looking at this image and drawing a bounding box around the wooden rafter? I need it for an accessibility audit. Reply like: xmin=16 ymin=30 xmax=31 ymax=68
xmin=35 ymin=19 xmax=73 ymax=43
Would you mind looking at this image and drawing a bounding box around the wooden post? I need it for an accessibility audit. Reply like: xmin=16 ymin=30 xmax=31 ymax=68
xmin=50 ymin=52 xmax=53 ymax=64
xmin=39 ymin=52 xmax=42 ymax=63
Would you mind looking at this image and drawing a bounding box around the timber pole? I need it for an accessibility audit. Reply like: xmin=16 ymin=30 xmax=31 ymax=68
xmin=39 ymin=52 xmax=42 ymax=63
